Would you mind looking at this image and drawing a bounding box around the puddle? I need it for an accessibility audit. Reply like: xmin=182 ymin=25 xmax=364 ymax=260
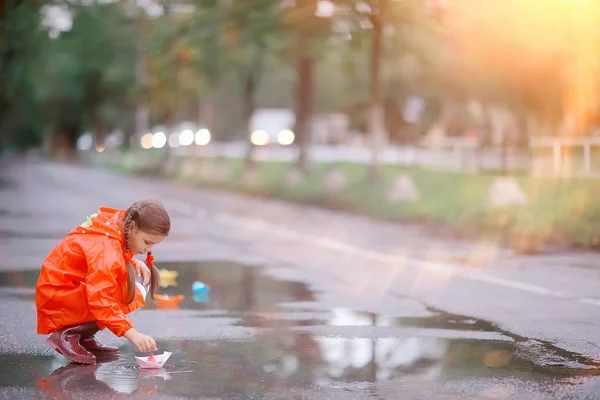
xmin=0 ymin=262 xmax=530 ymax=335
xmin=0 ymin=261 xmax=315 ymax=311
xmin=0 ymin=270 xmax=42 ymax=289
xmin=0 ymin=263 xmax=520 ymax=334
xmin=234 ymin=307 xmax=499 ymax=333
xmin=3 ymin=261 xmax=600 ymax=398
xmin=2 ymin=333 xmax=600 ymax=399
xmin=147 ymin=261 xmax=315 ymax=313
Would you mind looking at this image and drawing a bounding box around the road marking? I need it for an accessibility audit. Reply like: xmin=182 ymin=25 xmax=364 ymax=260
xmin=208 ymin=211 xmax=598 ymax=306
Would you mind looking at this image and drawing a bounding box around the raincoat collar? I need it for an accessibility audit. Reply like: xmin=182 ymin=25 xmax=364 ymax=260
xmin=73 ymin=207 xmax=126 ymax=242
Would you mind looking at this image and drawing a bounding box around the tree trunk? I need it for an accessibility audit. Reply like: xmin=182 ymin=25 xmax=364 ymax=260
xmin=243 ymin=72 xmax=257 ymax=168
xmin=198 ymin=99 xmax=215 ymax=135
xmin=477 ymin=102 xmax=494 ymax=172
xmin=121 ymin=108 xmax=136 ymax=150
xmin=134 ymin=104 xmax=149 ymax=148
xmin=515 ymin=109 xmax=531 ymax=173
xmin=295 ymin=56 xmax=313 ymax=173
xmin=196 ymin=98 xmax=215 ymax=156
xmin=367 ymin=11 xmax=385 ymax=182
xmin=94 ymin=119 xmax=107 ymax=150
xmin=500 ymin=126 xmax=508 ymax=176
xmin=51 ymin=127 xmax=78 ymax=161
xmin=0 ymin=0 xmax=15 ymax=149
xmin=163 ymin=110 xmax=173 ymax=161
xmin=134 ymin=21 xmax=149 ymax=149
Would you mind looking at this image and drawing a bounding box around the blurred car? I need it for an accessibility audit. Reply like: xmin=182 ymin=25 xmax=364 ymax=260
xmin=249 ymin=108 xmax=296 ymax=146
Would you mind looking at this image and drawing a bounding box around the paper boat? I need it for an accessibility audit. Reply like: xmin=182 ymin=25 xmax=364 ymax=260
xmin=159 ymin=269 xmax=179 ymax=288
xmin=135 ymin=352 xmax=172 ymax=369
xmin=156 ymin=294 xmax=185 ymax=306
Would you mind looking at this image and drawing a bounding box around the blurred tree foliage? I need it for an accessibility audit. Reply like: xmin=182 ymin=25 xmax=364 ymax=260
xmin=1 ymin=0 xmax=595 ymax=160
xmin=1 ymin=1 xmax=47 ymax=152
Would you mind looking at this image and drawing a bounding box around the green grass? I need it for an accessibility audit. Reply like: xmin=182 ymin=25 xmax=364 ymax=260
xmin=97 ymin=150 xmax=600 ymax=253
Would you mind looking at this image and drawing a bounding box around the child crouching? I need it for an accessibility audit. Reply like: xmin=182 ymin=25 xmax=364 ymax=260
xmin=36 ymin=199 xmax=170 ymax=364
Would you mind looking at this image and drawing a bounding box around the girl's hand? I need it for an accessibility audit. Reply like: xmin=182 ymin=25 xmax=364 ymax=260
xmin=125 ymin=328 xmax=157 ymax=353
xmin=133 ymin=259 xmax=151 ymax=286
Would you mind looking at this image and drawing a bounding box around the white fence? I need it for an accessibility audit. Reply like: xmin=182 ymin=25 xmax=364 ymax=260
xmin=173 ymin=141 xmax=531 ymax=174
xmin=529 ymin=136 xmax=600 ymax=177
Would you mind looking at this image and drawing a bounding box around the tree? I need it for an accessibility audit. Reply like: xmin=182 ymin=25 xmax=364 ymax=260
xmin=344 ymin=0 xmax=443 ymax=180
xmin=0 ymin=0 xmax=47 ymax=152
xmin=365 ymin=0 xmax=386 ymax=181
xmin=441 ymin=0 xmax=578 ymax=173
xmin=218 ymin=0 xmax=282 ymax=166
xmin=188 ymin=0 xmax=228 ymax=141
xmin=35 ymin=2 xmax=137 ymax=157
xmin=145 ymin=6 xmax=200 ymax=153
xmin=280 ymin=0 xmax=333 ymax=173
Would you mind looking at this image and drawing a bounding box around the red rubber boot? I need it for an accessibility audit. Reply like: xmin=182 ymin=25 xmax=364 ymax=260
xmin=46 ymin=324 xmax=97 ymax=365
xmin=79 ymin=322 xmax=119 ymax=355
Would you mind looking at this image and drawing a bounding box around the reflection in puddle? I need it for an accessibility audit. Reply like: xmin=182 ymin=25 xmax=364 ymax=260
xmin=3 ymin=332 xmax=600 ymax=399
xmin=37 ymin=362 xmax=163 ymax=397
xmin=236 ymin=306 xmax=500 ymax=332
xmin=317 ymin=336 xmax=447 ymax=382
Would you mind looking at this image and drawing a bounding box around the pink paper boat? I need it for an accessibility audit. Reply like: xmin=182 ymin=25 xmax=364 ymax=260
xmin=135 ymin=351 xmax=172 ymax=369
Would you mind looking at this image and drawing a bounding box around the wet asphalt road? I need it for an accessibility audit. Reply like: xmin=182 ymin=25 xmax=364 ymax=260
xmin=2 ymin=158 xmax=600 ymax=399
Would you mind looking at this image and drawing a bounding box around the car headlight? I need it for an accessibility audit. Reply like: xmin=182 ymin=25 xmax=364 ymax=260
xmin=250 ymin=130 xmax=269 ymax=146
xmin=277 ymin=129 xmax=295 ymax=145
xmin=195 ymin=129 xmax=211 ymax=145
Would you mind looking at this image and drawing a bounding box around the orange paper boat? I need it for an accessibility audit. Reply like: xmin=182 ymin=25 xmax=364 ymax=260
xmin=155 ymin=294 xmax=185 ymax=307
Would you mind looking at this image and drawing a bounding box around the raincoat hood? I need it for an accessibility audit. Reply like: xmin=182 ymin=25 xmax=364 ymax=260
xmin=71 ymin=207 xmax=126 ymax=242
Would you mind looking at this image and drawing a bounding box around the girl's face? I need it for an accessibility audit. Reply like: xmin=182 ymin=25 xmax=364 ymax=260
xmin=127 ymin=221 xmax=167 ymax=255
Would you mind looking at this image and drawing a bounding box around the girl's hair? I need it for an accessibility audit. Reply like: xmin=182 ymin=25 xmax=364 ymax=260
xmin=122 ymin=199 xmax=170 ymax=305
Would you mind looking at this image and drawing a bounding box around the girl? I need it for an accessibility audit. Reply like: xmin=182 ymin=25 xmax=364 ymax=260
xmin=36 ymin=199 xmax=171 ymax=364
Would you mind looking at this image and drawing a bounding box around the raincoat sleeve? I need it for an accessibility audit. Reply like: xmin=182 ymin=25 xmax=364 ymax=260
xmin=84 ymin=240 xmax=133 ymax=337
xmin=119 ymin=279 xmax=147 ymax=315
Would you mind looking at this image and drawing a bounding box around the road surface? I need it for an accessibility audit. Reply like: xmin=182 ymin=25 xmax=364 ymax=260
xmin=1 ymin=158 xmax=600 ymax=399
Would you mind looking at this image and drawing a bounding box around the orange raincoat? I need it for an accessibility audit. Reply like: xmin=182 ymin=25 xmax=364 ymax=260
xmin=36 ymin=207 xmax=146 ymax=337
